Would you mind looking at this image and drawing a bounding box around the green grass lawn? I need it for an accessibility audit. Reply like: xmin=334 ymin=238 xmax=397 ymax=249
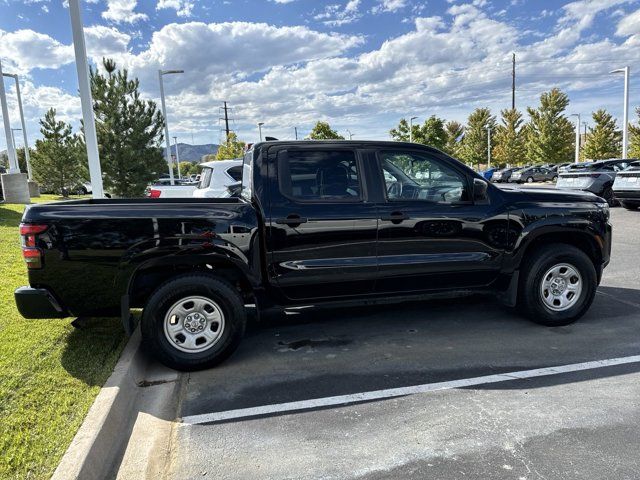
xmin=0 ymin=195 xmax=125 ymax=479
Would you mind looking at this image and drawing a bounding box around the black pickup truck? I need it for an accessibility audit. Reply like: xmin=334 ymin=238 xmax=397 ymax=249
xmin=16 ymin=141 xmax=612 ymax=370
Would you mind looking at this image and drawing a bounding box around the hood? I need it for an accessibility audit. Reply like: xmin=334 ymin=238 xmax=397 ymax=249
xmin=498 ymin=185 xmax=606 ymax=204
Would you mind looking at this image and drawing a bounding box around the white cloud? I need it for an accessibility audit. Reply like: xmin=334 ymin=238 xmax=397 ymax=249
xmin=372 ymin=0 xmax=408 ymax=14
xmin=616 ymin=8 xmax=640 ymax=36
xmin=156 ymin=0 xmax=194 ymax=17
xmin=0 ymin=29 xmax=73 ymax=74
xmin=85 ymin=25 xmax=132 ymax=58
xmin=271 ymin=0 xmax=297 ymax=3
xmin=102 ymin=0 xmax=148 ymax=24
xmin=315 ymin=0 xmax=362 ymax=26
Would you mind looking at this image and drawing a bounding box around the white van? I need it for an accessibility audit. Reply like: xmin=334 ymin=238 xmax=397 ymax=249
xmin=192 ymin=159 xmax=243 ymax=198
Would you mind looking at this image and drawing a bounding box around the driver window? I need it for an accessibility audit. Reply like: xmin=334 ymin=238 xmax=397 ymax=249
xmin=380 ymin=151 xmax=468 ymax=203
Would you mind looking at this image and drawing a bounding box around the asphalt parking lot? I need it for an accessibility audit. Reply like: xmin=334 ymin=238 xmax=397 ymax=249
xmin=165 ymin=207 xmax=640 ymax=480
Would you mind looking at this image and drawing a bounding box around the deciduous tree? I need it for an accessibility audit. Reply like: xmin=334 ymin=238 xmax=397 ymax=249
xmin=216 ymin=132 xmax=245 ymax=160
xmin=309 ymin=121 xmax=344 ymax=140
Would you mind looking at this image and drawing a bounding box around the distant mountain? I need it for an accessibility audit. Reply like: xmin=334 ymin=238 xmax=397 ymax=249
xmin=165 ymin=143 xmax=219 ymax=162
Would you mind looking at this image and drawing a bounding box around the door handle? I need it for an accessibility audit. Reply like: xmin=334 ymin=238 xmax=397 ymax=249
xmin=381 ymin=212 xmax=409 ymax=224
xmin=275 ymin=214 xmax=308 ymax=227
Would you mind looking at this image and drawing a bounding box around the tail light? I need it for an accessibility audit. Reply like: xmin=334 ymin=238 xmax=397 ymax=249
xmin=149 ymin=189 xmax=162 ymax=198
xmin=19 ymin=223 xmax=48 ymax=269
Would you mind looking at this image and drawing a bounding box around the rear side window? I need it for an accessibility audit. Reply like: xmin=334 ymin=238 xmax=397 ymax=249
xmin=278 ymin=150 xmax=361 ymax=201
xmin=227 ymin=165 xmax=243 ymax=182
xmin=198 ymin=168 xmax=212 ymax=188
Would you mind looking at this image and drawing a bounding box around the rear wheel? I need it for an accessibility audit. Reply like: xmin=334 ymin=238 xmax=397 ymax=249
xmin=518 ymin=243 xmax=597 ymax=326
xmin=602 ymin=187 xmax=616 ymax=207
xmin=526 ymin=177 xmax=534 ymax=183
xmin=141 ymin=274 xmax=246 ymax=370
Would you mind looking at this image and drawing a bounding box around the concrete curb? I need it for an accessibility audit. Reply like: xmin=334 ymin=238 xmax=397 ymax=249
xmin=51 ymin=328 xmax=180 ymax=480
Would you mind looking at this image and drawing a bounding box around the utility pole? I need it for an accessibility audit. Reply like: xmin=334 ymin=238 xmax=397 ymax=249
xmin=511 ymin=52 xmax=516 ymax=110
xmin=222 ymin=101 xmax=231 ymax=142
xmin=610 ymin=67 xmax=630 ymax=158
xmin=294 ymin=126 xmax=298 ymax=140
xmin=257 ymin=122 xmax=264 ymax=142
xmin=173 ymin=136 xmax=181 ymax=179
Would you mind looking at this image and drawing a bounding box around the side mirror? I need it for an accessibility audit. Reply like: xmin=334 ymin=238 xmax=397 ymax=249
xmin=473 ymin=178 xmax=489 ymax=203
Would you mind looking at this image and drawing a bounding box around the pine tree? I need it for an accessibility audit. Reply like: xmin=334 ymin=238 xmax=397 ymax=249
xmin=525 ymin=88 xmax=574 ymax=164
xmin=90 ymin=58 xmax=167 ymax=197
xmin=443 ymin=121 xmax=464 ymax=157
xmin=582 ymin=109 xmax=621 ymax=160
xmin=459 ymin=108 xmax=496 ymax=167
xmin=309 ymin=121 xmax=344 ymax=140
xmin=216 ymin=132 xmax=246 ymax=160
xmin=31 ymin=108 xmax=85 ymax=196
xmin=493 ymin=109 xmax=526 ymax=166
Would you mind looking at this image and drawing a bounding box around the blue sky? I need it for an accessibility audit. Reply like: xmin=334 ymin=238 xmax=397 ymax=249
xmin=1 ymin=0 xmax=640 ymax=148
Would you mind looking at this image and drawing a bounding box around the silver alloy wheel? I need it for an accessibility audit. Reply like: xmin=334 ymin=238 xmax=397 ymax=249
xmin=527 ymin=177 xmax=534 ymax=183
xmin=540 ymin=263 xmax=583 ymax=312
xmin=163 ymin=296 xmax=225 ymax=353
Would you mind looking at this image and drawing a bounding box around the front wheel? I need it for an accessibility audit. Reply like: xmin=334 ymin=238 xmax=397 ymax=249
xmin=518 ymin=244 xmax=597 ymax=326
xmin=526 ymin=177 xmax=534 ymax=183
xmin=141 ymin=274 xmax=246 ymax=370
xmin=602 ymin=187 xmax=616 ymax=207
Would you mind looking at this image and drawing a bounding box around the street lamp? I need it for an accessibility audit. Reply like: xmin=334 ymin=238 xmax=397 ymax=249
xmin=159 ymin=69 xmax=184 ymax=185
xmin=610 ymin=66 xmax=630 ymax=158
xmin=11 ymin=128 xmax=21 ymax=158
xmin=173 ymin=136 xmax=181 ymax=180
xmin=486 ymin=126 xmax=491 ymax=169
xmin=69 ymin=0 xmax=103 ymax=199
xmin=257 ymin=122 xmax=264 ymax=141
xmin=409 ymin=116 xmax=418 ymax=143
xmin=2 ymin=73 xmax=32 ymax=180
xmin=571 ymin=113 xmax=581 ymax=163
xmin=346 ymin=129 xmax=354 ymax=140
xmin=0 ymin=59 xmax=18 ymax=174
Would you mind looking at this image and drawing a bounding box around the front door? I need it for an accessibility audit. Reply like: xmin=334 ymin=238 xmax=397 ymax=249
xmin=266 ymin=145 xmax=378 ymax=301
xmin=374 ymin=148 xmax=507 ymax=294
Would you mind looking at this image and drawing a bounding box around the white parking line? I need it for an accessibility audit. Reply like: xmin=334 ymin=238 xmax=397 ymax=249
xmin=181 ymin=354 xmax=640 ymax=425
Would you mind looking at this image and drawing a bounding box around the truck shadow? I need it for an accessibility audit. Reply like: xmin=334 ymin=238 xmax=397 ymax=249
xmin=0 ymin=206 xmax=25 ymax=225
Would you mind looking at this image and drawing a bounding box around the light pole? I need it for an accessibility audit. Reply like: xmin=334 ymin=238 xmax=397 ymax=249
xmin=173 ymin=136 xmax=181 ymax=180
xmin=486 ymin=126 xmax=491 ymax=169
xmin=610 ymin=66 xmax=630 ymax=158
xmin=69 ymin=0 xmax=103 ymax=199
xmin=11 ymin=128 xmax=21 ymax=163
xmin=346 ymin=129 xmax=354 ymax=140
xmin=294 ymin=126 xmax=298 ymax=140
xmin=3 ymin=73 xmax=32 ymax=180
xmin=571 ymin=113 xmax=581 ymax=163
xmin=258 ymin=122 xmax=264 ymax=141
xmin=159 ymin=69 xmax=184 ymax=185
xmin=409 ymin=116 xmax=418 ymax=143
xmin=0 ymin=59 xmax=18 ymax=174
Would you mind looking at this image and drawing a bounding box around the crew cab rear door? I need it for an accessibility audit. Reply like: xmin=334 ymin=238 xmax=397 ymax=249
xmin=265 ymin=145 xmax=378 ymax=301
xmin=373 ymin=147 xmax=506 ymax=293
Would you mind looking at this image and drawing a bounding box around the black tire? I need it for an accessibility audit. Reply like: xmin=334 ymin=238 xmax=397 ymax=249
xmin=601 ymin=187 xmax=616 ymax=207
xmin=75 ymin=186 xmax=88 ymax=195
xmin=552 ymin=175 xmax=558 ymax=182
xmin=621 ymin=201 xmax=639 ymax=211
xmin=141 ymin=273 xmax=246 ymax=371
xmin=518 ymin=243 xmax=597 ymax=326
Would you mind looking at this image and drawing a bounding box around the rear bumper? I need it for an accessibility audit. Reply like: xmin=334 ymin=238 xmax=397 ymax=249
xmin=15 ymin=286 xmax=68 ymax=319
xmin=613 ymin=190 xmax=640 ymax=201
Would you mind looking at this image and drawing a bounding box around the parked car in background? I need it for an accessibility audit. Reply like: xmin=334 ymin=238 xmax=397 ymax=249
xmin=613 ymin=161 xmax=640 ymax=210
xmin=491 ymin=167 xmax=521 ymax=183
xmin=481 ymin=167 xmax=498 ymax=181
xmin=147 ymin=177 xmax=198 ymax=198
xmin=556 ymin=159 xmax=636 ymax=206
xmin=510 ymin=166 xmax=557 ymax=183
xmin=193 ymin=159 xmax=243 ymax=198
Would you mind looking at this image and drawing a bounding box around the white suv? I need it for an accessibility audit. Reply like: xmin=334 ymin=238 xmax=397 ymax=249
xmin=192 ymin=159 xmax=243 ymax=198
